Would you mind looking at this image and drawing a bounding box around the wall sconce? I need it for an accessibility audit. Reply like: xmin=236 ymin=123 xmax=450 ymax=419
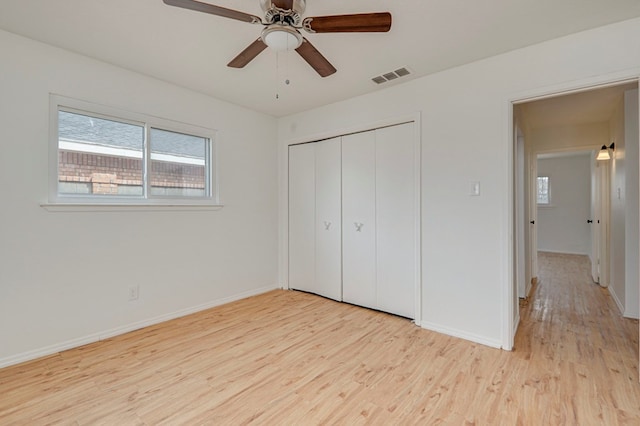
xmin=596 ymin=142 xmax=615 ymax=161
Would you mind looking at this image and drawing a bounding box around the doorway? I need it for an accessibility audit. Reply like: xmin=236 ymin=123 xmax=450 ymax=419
xmin=511 ymin=80 xmax=639 ymax=355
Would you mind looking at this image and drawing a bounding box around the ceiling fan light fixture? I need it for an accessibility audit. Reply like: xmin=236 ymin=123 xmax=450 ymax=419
xmin=262 ymin=26 xmax=302 ymax=51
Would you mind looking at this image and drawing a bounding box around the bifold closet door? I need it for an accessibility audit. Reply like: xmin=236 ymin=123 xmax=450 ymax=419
xmin=291 ymin=124 xmax=416 ymax=315
xmin=288 ymin=143 xmax=316 ymax=295
xmin=288 ymin=138 xmax=342 ymax=301
xmin=313 ymin=138 xmax=342 ymax=301
xmin=342 ymin=131 xmax=377 ymax=309
xmin=376 ymin=123 xmax=416 ymax=318
xmin=342 ymin=123 xmax=416 ymax=319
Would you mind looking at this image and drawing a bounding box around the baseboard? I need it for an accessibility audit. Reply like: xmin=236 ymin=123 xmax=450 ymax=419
xmin=509 ymin=311 xmax=521 ymax=352
xmin=537 ymin=249 xmax=589 ymax=256
xmin=607 ymin=288 xmax=639 ymax=319
xmin=0 ymin=334 xmax=106 ymax=370
xmin=623 ymin=309 xmax=640 ymax=320
xmin=420 ymin=321 xmax=502 ymax=349
xmin=0 ymin=285 xmax=279 ymax=369
xmin=608 ymin=287 xmax=625 ymax=315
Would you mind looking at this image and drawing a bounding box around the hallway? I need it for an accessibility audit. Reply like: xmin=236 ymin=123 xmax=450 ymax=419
xmin=515 ymin=251 xmax=640 ymax=423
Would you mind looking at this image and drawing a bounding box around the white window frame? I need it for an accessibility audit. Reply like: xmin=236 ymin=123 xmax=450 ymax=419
xmin=45 ymin=95 xmax=221 ymax=211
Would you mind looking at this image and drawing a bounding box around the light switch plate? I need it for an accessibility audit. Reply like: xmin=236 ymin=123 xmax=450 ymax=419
xmin=470 ymin=181 xmax=480 ymax=196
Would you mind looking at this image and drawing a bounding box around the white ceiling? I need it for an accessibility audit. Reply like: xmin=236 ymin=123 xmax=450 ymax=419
xmin=1 ymin=0 xmax=640 ymax=117
xmin=519 ymin=82 xmax=638 ymax=130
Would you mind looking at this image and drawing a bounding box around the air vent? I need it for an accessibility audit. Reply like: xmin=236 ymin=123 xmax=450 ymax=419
xmin=394 ymin=67 xmax=410 ymax=77
xmin=371 ymin=67 xmax=412 ymax=84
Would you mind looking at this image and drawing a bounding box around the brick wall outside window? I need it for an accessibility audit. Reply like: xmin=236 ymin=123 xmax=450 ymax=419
xmin=58 ymin=150 xmax=205 ymax=193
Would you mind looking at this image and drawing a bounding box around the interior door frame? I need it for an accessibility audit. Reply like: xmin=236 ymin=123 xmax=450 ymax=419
xmin=514 ymin=125 xmax=527 ymax=299
xmin=529 ymin=152 xmax=538 ymax=293
xmin=282 ymin=112 xmax=423 ymax=326
xmin=505 ymin=70 xmax=640 ymax=351
xmin=590 ymin=153 xmax=601 ymax=283
xmin=595 ymin=157 xmax=612 ymax=288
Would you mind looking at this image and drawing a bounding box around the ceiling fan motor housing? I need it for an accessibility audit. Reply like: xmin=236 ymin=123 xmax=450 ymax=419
xmin=260 ymin=0 xmax=305 ymax=26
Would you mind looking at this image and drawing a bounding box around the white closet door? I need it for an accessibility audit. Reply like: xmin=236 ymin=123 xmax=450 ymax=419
xmin=289 ymin=143 xmax=316 ymax=293
xmin=376 ymin=123 xmax=416 ymax=318
xmin=314 ymin=138 xmax=342 ymax=301
xmin=342 ymin=131 xmax=377 ymax=309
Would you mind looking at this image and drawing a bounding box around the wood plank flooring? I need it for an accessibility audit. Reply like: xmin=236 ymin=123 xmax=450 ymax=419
xmin=1 ymin=252 xmax=639 ymax=424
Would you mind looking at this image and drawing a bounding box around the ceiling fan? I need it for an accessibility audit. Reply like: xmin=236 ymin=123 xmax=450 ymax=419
xmin=163 ymin=0 xmax=392 ymax=77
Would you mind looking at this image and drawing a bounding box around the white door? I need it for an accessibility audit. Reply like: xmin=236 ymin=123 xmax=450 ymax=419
xmin=342 ymin=131 xmax=377 ymax=310
xmin=314 ymin=138 xmax=342 ymax=301
xmin=289 ymin=143 xmax=316 ymax=294
xmin=529 ymin=155 xmax=538 ymax=285
xmin=375 ymin=123 xmax=416 ymax=318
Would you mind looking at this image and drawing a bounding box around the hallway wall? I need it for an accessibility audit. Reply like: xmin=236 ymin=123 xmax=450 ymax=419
xmin=624 ymin=88 xmax=639 ymax=318
xmin=537 ymin=154 xmax=592 ymax=255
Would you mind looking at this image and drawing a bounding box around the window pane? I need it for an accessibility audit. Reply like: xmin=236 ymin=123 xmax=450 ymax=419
xmin=537 ymin=176 xmax=549 ymax=204
xmin=149 ymin=128 xmax=208 ymax=197
xmin=58 ymin=110 xmax=144 ymax=196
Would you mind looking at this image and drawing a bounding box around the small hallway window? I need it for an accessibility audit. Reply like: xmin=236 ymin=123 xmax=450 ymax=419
xmin=537 ymin=176 xmax=550 ymax=205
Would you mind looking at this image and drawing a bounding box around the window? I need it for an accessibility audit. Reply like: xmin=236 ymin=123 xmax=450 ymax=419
xmin=537 ymin=176 xmax=550 ymax=205
xmin=49 ymin=96 xmax=217 ymax=207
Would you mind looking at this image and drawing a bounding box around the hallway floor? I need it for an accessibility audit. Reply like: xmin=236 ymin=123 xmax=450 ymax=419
xmin=515 ymin=251 xmax=640 ymax=423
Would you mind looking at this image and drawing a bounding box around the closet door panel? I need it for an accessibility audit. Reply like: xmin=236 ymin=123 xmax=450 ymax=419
xmin=375 ymin=123 xmax=416 ymax=318
xmin=342 ymin=131 xmax=377 ymax=309
xmin=314 ymin=138 xmax=342 ymax=301
xmin=288 ymin=144 xmax=316 ymax=293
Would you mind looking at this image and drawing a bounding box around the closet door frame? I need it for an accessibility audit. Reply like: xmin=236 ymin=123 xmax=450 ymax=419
xmin=283 ymin=113 xmax=422 ymax=326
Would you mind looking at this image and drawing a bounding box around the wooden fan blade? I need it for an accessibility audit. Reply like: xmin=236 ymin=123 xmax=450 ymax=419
xmin=295 ymin=38 xmax=336 ymax=77
xmin=163 ymin=0 xmax=262 ymax=24
xmin=272 ymin=0 xmax=294 ymax=10
xmin=227 ymin=38 xmax=268 ymax=68
xmin=302 ymin=12 xmax=392 ymax=33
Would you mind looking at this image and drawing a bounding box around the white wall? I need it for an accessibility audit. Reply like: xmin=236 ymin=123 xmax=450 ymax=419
xmin=608 ymin=88 xmax=640 ymax=319
xmin=537 ymin=155 xmax=592 ymax=255
xmin=0 ymin=30 xmax=279 ymax=367
xmin=625 ymin=89 xmax=639 ymax=318
xmin=531 ymin=122 xmax=610 ymax=153
xmin=278 ymin=17 xmax=640 ymax=348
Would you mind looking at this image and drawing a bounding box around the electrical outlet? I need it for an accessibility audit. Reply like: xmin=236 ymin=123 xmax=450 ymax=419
xmin=128 ymin=285 xmax=139 ymax=301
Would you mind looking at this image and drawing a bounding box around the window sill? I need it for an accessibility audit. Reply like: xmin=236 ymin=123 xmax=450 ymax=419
xmin=537 ymin=204 xmax=555 ymax=209
xmin=40 ymin=202 xmax=224 ymax=212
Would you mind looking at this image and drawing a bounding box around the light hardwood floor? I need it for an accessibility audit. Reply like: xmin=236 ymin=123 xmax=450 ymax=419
xmin=1 ymin=252 xmax=639 ymax=424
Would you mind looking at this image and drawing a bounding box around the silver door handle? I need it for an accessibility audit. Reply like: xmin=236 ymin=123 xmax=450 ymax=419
xmin=354 ymin=222 xmax=364 ymax=232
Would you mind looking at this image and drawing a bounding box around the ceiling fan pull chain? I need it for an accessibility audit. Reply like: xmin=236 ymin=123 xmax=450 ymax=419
xmin=275 ymin=51 xmax=280 ymax=100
